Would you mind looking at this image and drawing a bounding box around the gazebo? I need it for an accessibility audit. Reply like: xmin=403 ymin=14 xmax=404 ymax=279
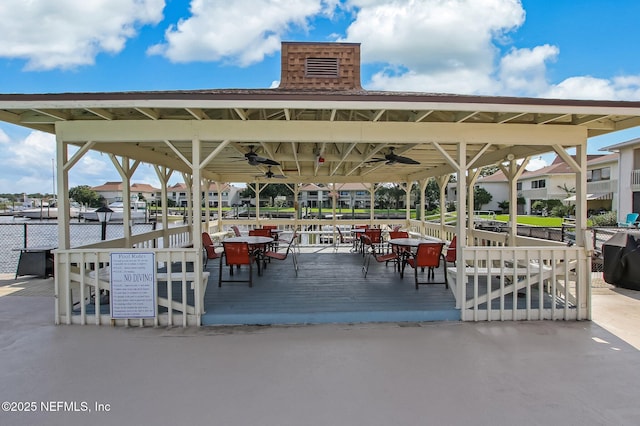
xmin=2 ymin=42 xmax=640 ymax=326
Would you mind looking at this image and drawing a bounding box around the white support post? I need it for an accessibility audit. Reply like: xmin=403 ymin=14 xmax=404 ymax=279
xmin=216 ymin=182 xmax=223 ymax=229
xmin=370 ymin=185 xmax=375 ymax=225
xmin=192 ymin=138 xmax=203 ymax=325
xmin=456 ymin=142 xmax=467 ymax=312
xmin=405 ymin=181 xmax=411 ymax=224
xmin=419 ymin=179 xmax=428 ymax=235
xmin=466 ymin=168 xmax=481 ymax=243
xmin=153 ymin=165 xmax=172 ymax=248
xmin=575 ymin=144 xmax=590 ymax=320
xmin=438 ymin=176 xmax=449 ymax=239
xmin=183 ymin=173 xmax=193 ymax=226
xmin=500 ymin=157 xmax=529 ymax=247
xmin=56 ymin=135 xmax=70 ymax=249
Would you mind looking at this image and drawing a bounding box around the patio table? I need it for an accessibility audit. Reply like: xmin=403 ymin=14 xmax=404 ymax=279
xmin=224 ymin=236 xmax=274 ymax=273
xmin=387 ymin=237 xmax=443 ymax=278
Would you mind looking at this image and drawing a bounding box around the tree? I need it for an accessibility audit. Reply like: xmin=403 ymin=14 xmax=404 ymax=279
xmin=473 ymin=187 xmax=492 ymax=210
xmin=424 ymin=179 xmax=441 ymax=211
xmin=241 ymin=183 xmax=292 ymax=205
xmin=69 ymin=185 xmax=102 ymax=207
xmin=497 ymin=200 xmax=509 ymax=213
xmin=479 ymin=165 xmax=499 ymax=177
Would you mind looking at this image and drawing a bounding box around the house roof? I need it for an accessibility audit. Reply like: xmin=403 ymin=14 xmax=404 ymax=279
xmin=478 ymin=153 xmax=618 ymax=183
xmin=92 ymin=182 xmax=159 ymax=192
xmin=168 ymin=182 xmax=232 ymax=192
xmin=2 ymin=42 xmax=640 ymax=185
xmin=601 ymin=137 xmax=640 ymax=151
xmin=587 ymin=152 xmax=618 ymax=166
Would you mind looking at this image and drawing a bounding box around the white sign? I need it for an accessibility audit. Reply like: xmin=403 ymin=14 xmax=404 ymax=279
xmin=110 ymin=252 xmax=156 ymax=319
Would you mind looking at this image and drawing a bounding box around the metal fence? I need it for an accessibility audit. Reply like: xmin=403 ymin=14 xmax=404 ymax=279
xmin=0 ymin=222 xmax=154 ymax=274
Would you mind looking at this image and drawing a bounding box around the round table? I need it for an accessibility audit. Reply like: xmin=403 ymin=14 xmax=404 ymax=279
xmin=387 ymin=237 xmax=442 ymax=248
xmin=223 ymin=236 xmax=274 ymax=274
xmin=224 ymin=236 xmax=273 ymax=245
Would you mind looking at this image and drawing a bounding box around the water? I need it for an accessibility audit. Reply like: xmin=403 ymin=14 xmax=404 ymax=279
xmin=0 ymin=216 xmax=156 ymax=274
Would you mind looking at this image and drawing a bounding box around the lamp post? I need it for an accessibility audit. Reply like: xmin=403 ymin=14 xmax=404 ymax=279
xmin=96 ymin=206 xmax=113 ymax=241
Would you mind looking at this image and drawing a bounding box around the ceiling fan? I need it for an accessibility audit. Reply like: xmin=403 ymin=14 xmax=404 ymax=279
xmin=366 ymin=147 xmax=420 ymax=165
xmin=257 ymin=166 xmax=286 ymax=179
xmin=243 ymin=145 xmax=280 ymax=166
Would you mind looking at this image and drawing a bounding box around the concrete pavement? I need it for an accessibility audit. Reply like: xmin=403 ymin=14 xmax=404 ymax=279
xmin=1 ymin=274 xmax=639 ymax=425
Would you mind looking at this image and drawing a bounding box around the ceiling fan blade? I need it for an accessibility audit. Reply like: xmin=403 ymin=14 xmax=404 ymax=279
xmin=365 ymin=158 xmax=386 ymax=163
xmin=394 ymin=155 xmax=420 ymax=165
xmin=256 ymin=157 xmax=280 ymax=166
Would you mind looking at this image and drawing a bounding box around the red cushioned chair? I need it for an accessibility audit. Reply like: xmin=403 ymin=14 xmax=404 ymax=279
xmin=263 ymin=231 xmax=298 ymax=276
xmin=361 ymin=228 xmax=382 ymax=257
xmin=404 ymin=242 xmax=448 ymax=289
xmin=202 ymin=232 xmax=221 ymax=267
xmin=219 ymin=241 xmax=256 ymax=287
xmin=445 ymin=236 xmax=457 ymax=266
xmin=362 ymin=234 xmax=400 ymax=278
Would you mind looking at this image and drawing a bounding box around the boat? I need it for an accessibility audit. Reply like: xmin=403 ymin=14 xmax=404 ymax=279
xmin=81 ymin=198 xmax=147 ymax=222
xmin=17 ymin=200 xmax=81 ymax=219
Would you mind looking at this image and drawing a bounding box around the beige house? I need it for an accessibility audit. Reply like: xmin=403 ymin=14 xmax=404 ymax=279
xmin=167 ymin=182 xmax=240 ymax=207
xmin=92 ymin=181 xmax=159 ymax=204
xmin=452 ymin=154 xmax=618 ymax=214
xmin=602 ymin=138 xmax=640 ymax=220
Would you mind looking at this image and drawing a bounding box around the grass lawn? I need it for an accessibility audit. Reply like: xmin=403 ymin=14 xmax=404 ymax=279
xmin=495 ymin=215 xmax=564 ymax=227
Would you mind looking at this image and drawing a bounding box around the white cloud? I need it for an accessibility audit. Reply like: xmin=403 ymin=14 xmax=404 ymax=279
xmin=0 ymin=0 xmax=164 ymax=70
xmin=337 ymin=0 xmax=640 ymax=101
xmin=498 ymin=45 xmax=559 ymax=96
xmin=341 ymin=0 xmax=525 ymax=93
xmin=148 ymin=0 xmax=335 ymax=66
xmin=525 ymin=157 xmax=547 ymax=171
xmin=541 ymin=75 xmax=640 ymax=101
xmin=8 ymin=131 xmax=55 ymax=168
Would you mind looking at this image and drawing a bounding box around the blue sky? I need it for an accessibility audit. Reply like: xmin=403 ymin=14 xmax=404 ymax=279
xmin=1 ymin=0 xmax=640 ymax=194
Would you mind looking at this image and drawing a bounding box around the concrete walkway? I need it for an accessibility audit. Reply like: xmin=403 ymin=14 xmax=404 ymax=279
xmin=1 ymin=274 xmax=639 ymax=426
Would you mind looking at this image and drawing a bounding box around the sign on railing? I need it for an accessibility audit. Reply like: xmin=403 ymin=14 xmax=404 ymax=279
xmin=110 ymin=252 xmax=156 ymax=319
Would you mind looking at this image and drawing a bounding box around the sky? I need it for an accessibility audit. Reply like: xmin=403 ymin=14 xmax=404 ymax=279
xmin=2 ymin=0 xmax=640 ymax=195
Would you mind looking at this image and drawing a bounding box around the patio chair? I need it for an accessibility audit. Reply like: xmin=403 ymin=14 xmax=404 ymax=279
xmin=362 ymin=234 xmax=399 ymax=278
xmin=361 ymin=228 xmax=383 ymax=256
xmin=202 ymin=232 xmax=221 ymax=267
xmin=249 ymin=228 xmax=275 ymax=252
xmin=445 ymin=236 xmax=457 ymax=266
xmin=231 ymin=225 xmax=242 ymax=237
xmin=279 ymin=229 xmax=300 ymax=254
xmin=404 ymin=242 xmax=448 ymax=289
xmin=334 ymin=226 xmax=356 ymax=252
xmin=263 ymin=231 xmax=299 ymax=276
xmin=388 ymin=230 xmax=409 ymax=247
xmin=219 ymin=241 xmax=256 ymax=287
xmin=618 ymin=213 xmax=639 ymax=227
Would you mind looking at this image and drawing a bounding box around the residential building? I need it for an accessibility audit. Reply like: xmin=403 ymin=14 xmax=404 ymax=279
xmin=602 ymin=138 xmax=640 ymax=221
xmin=448 ymin=154 xmax=618 ymax=214
xmin=91 ymin=182 xmax=159 ymax=204
xmin=167 ymin=182 xmax=241 ymax=207
xmin=330 ymin=183 xmax=373 ymax=209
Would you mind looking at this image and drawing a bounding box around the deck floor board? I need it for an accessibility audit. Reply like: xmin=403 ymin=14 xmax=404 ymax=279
xmin=202 ymin=247 xmax=458 ymax=325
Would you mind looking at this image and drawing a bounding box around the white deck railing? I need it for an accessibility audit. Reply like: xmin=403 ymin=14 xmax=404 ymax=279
xmin=53 ymin=217 xmax=591 ymax=326
xmin=449 ymin=246 xmax=587 ymax=321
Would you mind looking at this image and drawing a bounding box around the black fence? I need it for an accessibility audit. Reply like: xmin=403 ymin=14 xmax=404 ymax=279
xmin=0 ymin=222 xmax=155 ymax=274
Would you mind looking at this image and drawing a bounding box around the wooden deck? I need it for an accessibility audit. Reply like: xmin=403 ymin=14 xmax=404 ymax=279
xmin=72 ymin=245 xmax=573 ymax=325
xmin=202 ymin=246 xmax=458 ymax=325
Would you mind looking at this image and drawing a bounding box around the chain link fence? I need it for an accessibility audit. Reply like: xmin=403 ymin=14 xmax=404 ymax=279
xmin=0 ymin=222 xmax=154 ymax=274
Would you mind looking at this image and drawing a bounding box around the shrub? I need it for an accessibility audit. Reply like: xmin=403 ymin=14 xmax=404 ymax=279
xmin=590 ymin=211 xmax=617 ymax=227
